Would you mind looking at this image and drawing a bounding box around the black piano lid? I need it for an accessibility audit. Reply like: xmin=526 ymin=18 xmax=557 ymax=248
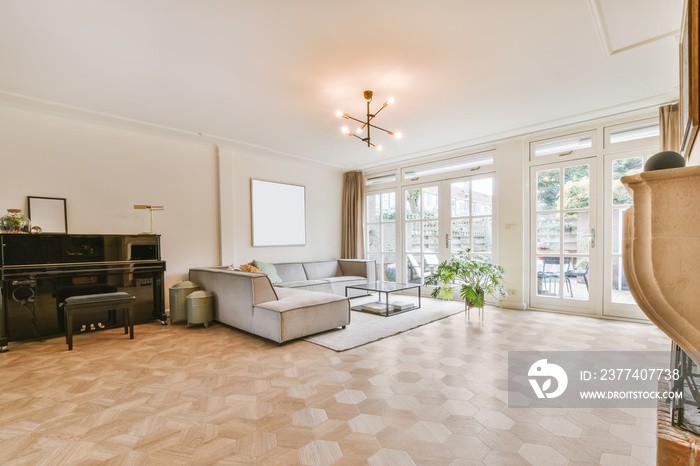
xmin=0 ymin=233 xmax=162 ymax=266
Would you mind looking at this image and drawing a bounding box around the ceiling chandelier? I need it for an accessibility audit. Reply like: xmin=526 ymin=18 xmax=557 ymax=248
xmin=336 ymin=90 xmax=401 ymax=151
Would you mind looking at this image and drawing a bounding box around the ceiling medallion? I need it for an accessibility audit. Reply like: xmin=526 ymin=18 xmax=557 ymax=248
xmin=336 ymin=90 xmax=401 ymax=151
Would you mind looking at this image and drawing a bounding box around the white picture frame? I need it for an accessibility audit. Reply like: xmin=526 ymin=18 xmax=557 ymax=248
xmin=251 ymin=179 xmax=306 ymax=246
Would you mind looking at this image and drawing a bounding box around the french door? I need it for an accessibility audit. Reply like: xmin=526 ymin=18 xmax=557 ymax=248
xmin=404 ymin=176 xmax=494 ymax=286
xmin=602 ymin=149 xmax=650 ymax=319
xmin=530 ymin=159 xmax=597 ymax=314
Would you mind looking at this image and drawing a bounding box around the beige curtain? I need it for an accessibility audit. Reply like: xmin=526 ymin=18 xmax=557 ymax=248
xmin=341 ymin=171 xmax=365 ymax=259
xmin=659 ymin=103 xmax=680 ymax=152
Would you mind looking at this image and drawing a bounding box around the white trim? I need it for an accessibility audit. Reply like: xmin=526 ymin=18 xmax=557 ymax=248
xmin=587 ymin=0 xmax=680 ymax=57
xmin=0 ymin=90 xmax=346 ymax=169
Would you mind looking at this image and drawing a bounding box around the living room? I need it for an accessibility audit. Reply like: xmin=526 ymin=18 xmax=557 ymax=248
xmin=0 ymin=1 xmax=695 ymax=464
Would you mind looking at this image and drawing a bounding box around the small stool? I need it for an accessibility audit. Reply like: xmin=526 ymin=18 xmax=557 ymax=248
xmin=63 ymin=292 xmax=135 ymax=350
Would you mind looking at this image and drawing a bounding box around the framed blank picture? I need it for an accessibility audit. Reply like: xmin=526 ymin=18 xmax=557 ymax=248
xmin=27 ymin=196 xmax=68 ymax=233
xmin=251 ymin=179 xmax=306 ymax=246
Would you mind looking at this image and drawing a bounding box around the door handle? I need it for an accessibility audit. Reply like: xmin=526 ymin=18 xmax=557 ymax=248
xmin=582 ymin=229 xmax=595 ymax=248
xmin=445 ymin=233 xmax=450 ymax=249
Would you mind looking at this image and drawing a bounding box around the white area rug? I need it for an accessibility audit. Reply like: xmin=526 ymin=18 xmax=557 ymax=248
xmin=303 ymin=296 xmax=465 ymax=351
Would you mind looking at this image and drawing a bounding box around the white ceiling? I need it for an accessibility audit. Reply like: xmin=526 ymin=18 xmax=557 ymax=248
xmin=0 ymin=0 xmax=683 ymax=170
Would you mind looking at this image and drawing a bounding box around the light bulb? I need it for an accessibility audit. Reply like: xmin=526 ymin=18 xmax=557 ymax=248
xmin=357 ymin=125 xmax=365 ymax=134
xmin=376 ymin=145 xmax=383 ymax=151
xmin=394 ymin=132 xmax=402 ymax=139
xmin=387 ymin=97 xmax=395 ymax=105
xmin=341 ymin=126 xmax=350 ymax=135
xmin=335 ymin=110 xmax=343 ymax=117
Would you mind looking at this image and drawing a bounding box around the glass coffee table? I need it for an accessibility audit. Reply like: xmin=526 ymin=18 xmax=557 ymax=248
xmin=345 ymin=281 xmax=421 ymax=317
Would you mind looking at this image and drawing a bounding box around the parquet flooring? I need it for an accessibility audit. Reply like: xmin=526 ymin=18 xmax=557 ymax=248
xmin=0 ymin=304 xmax=670 ymax=465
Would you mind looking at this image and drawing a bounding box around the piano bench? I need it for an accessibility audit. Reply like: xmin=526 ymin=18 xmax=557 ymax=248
xmin=63 ymin=292 xmax=135 ymax=351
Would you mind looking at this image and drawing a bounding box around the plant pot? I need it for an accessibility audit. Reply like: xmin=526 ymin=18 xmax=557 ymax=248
xmin=466 ymin=290 xmax=485 ymax=309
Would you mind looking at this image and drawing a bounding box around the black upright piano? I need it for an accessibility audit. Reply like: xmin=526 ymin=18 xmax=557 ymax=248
xmin=0 ymin=234 xmax=166 ymax=351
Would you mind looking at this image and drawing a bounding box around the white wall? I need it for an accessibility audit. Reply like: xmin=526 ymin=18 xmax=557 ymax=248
xmin=0 ymin=104 xmax=345 ymax=307
xmin=218 ymin=147 xmax=344 ymax=266
xmin=0 ymin=105 xmax=221 ymax=300
xmin=494 ymin=138 xmax=527 ymax=310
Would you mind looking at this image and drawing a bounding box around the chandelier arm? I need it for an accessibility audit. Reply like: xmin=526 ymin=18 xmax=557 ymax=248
xmin=343 ymin=115 xmax=366 ymax=125
xmin=372 ymin=105 xmax=387 ymax=118
xmin=366 ymin=123 xmax=394 ymax=134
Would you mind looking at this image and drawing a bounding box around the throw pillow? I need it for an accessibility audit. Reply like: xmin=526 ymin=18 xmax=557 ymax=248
xmin=253 ymin=260 xmax=283 ymax=284
xmin=239 ymin=263 xmax=262 ymax=273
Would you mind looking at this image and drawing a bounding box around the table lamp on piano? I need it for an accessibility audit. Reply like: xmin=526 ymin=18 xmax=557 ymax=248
xmin=133 ymin=205 xmax=164 ymax=234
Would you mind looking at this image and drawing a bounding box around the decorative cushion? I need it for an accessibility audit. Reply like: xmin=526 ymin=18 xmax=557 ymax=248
xmin=239 ymin=263 xmax=262 ymax=273
xmin=253 ymin=260 xmax=282 ymax=284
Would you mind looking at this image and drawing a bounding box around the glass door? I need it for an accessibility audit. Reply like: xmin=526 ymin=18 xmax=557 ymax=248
xmin=603 ymin=150 xmax=651 ymax=319
xmin=366 ymin=190 xmax=398 ymax=283
xmin=405 ymin=184 xmax=440 ymax=284
xmin=530 ymin=159 xmax=596 ymax=313
xmin=448 ymin=178 xmax=494 ymax=262
xmin=404 ymin=176 xmax=494 ymax=286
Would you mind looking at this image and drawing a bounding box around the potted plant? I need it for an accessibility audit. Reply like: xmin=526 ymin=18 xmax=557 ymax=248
xmin=425 ymin=249 xmax=509 ymax=310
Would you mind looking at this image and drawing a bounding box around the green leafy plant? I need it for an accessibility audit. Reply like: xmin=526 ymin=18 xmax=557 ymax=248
xmin=425 ymin=249 xmax=509 ymax=310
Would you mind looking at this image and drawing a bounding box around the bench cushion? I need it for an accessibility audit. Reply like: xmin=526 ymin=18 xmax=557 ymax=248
xmin=64 ymin=292 xmax=135 ymax=309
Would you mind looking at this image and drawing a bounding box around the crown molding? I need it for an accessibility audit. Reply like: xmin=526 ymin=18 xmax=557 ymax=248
xmin=0 ymin=90 xmax=346 ymax=170
xmin=588 ymin=0 xmax=680 ymax=56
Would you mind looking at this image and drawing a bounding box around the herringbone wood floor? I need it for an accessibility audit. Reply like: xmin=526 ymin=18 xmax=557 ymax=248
xmin=0 ymin=304 xmax=669 ymax=465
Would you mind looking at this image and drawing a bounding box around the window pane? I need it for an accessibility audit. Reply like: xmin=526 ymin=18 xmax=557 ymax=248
xmin=406 ymin=189 xmax=420 ymax=220
xmin=563 ymin=211 xmax=590 ymax=254
xmin=472 ymin=179 xmax=493 ymax=215
xmin=537 ymin=169 xmax=560 ymax=211
xmin=563 ymin=165 xmax=589 ymax=209
xmin=383 ymin=254 xmax=397 ymax=282
xmin=610 ymin=123 xmax=659 ymax=144
xmin=534 ymin=134 xmax=592 ymax=157
xmin=472 ymin=217 xmax=492 ymax=253
xmin=612 ymin=257 xmax=636 ymax=304
xmin=612 ymin=157 xmax=643 ymax=206
xmin=368 ymin=253 xmax=381 ymax=282
xmin=422 ymin=186 xmax=439 ymax=219
xmin=564 ymin=256 xmax=589 ymax=301
xmin=407 ymin=254 xmax=422 ymax=284
xmin=537 ymin=256 xmax=561 ymax=297
xmin=367 ymin=224 xmax=380 ymax=252
xmin=403 ymin=154 xmax=494 ymax=179
xmin=382 ymin=223 xmax=396 ymax=252
xmin=423 ymin=221 xmax=439 ymax=253
xmin=367 ymin=194 xmax=380 ymax=223
xmin=425 ymin=254 xmax=440 ymax=275
xmin=381 ymin=192 xmax=396 ymax=221
xmin=611 ymin=207 xmax=628 ymax=255
xmin=537 ymin=213 xmax=560 ymax=253
xmin=451 ymin=219 xmax=470 ymax=255
xmin=405 ymin=222 xmax=421 ymax=252
xmin=451 ymin=181 xmax=470 ymax=217
xmin=366 ymin=173 xmax=396 ymax=186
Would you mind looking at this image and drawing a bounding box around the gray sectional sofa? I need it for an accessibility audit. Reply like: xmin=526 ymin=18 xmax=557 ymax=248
xmin=189 ymin=259 xmax=375 ymax=343
xmin=272 ymin=259 xmax=375 ymax=296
